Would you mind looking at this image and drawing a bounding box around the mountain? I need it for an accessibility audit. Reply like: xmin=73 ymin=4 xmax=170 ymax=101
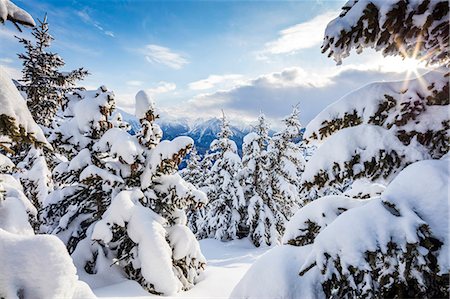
xmin=116 ymin=109 xmax=252 ymax=155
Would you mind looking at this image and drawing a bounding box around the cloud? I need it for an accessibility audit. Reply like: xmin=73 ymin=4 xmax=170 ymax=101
xmin=188 ymin=74 xmax=245 ymax=90
xmin=184 ymin=66 xmax=411 ymax=126
xmin=126 ymin=80 xmax=144 ymax=87
xmin=142 ymin=44 xmax=189 ymax=69
xmin=0 ymin=58 xmax=14 ymax=64
xmin=146 ymin=81 xmax=176 ymax=95
xmin=258 ymin=11 xmax=337 ymax=59
xmin=76 ymin=9 xmax=115 ymax=38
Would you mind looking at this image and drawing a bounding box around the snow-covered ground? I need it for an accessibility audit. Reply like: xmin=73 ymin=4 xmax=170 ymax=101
xmin=93 ymin=239 xmax=270 ymax=299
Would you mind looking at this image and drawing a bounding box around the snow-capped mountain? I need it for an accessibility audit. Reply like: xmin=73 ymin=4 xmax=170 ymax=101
xmin=116 ymin=109 xmax=252 ymax=155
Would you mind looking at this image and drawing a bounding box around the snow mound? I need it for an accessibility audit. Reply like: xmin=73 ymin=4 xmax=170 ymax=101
xmin=231 ymin=245 xmax=323 ymax=299
xmin=0 ymin=229 xmax=94 ymax=299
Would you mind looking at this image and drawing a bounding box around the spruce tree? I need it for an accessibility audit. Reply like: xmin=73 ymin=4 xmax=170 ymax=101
xmin=17 ymin=15 xmax=88 ymax=126
xmin=267 ymin=106 xmax=305 ymax=208
xmin=181 ymin=146 xmax=207 ymax=234
xmin=43 ymin=89 xmax=207 ymax=295
xmin=198 ymin=112 xmax=245 ymax=241
xmin=242 ymin=113 xmax=285 ymax=247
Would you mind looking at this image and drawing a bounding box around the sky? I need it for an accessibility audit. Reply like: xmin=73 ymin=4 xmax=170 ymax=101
xmin=0 ymin=0 xmax=429 ymax=127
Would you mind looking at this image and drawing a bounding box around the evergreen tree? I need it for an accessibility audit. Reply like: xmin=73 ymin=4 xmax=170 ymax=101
xmin=181 ymin=146 xmax=207 ymax=234
xmin=267 ymin=106 xmax=305 ymax=208
xmin=322 ymin=0 xmax=449 ymax=67
xmin=198 ymin=112 xmax=245 ymax=241
xmin=43 ymin=89 xmax=207 ymax=295
xmin=241 ymin=113 xmax=284 ymax=247
xmin=16 ymin=15 xmax=88 ymax=126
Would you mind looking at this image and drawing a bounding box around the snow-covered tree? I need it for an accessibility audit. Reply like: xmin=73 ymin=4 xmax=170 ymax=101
xmin=0 ymin=44 xmax=94 ymax=297
xmin=267 ymin=107 xmax=305 ymax=208
xmin=44 ymin=89 xmax=206 ymax=295
xmin=0 ymin=0 xmax=35 ymax=31
xmin=181 ymin=146 xmax=207 ymax=234
xmin=232 ymin=159 xmax=450 ymax=299
xmin=299 ymin=0 xmax=450 ymax=202
xmin=181 ymin=146 xmax=204 ymax=188
xmin=0 ymin=67 xmax=49 ymax=152
xmin=322 ymin=0 xmax=449 ymax=67
xmin=17 ymin=15 xmax=88 ymax=126
xmin=199 ymin=112 xmax=245 ymax=241
xmin=241 ymin=113 xmax=287 ymax=247
xmin=233 ymin=3 xmax=449 ymax=298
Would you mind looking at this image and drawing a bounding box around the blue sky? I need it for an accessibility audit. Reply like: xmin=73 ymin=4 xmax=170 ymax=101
xmin=0 ymin=0 xmax=427 ymax=126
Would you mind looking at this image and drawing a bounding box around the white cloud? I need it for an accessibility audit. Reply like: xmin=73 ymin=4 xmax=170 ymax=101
xmin=76 ymin=9 xmax=115 ymax=38
xmin=126 ymin=80 xmax=144 ymax=87
xmin=142 ymin=44 xmax=189 ymax=70
xmin=188 ymin=74 xmax=245 ymax=90
xmin=0 ymin=58 xmax=14 ymax=64
xmin=146 ymin=81 xmax=176 ymax=95
xmin=258 ymin=11 xmax=337 ymax=58
xmin=184 ymin=66 xmax=413 ymax=125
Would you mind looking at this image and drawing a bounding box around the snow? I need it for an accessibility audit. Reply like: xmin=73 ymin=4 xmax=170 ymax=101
xmin=94 ymin=128 xmax=144 ymax=165
xmin=299 ymin=158 xmax=449 ymax=285
xmin=92 ymin=189 xmax=182 ymax=295
xmin=231 ymin=245 xmax=323 ymax=299
xmin=92 ymin=238 xmax=270 ymax=299
xmin=0 ymin=229 xmax=95 ymax=299
xmin=0 ymin=153 xmax=13 ymax=171
xmin=304 ymin=68 xmax=449 ymax=146
xmin=0 ymin=0 xmax=35 ymax=27
xmin=141 ymin=136 xmax=194 ymax=188
xmin=135 ymin=90 xmax=156 ymax=119
xmin=0 ymin=67 xmax=49 ymax=147
xmin=301 ymin=125 xmax=430 ymax=193
xmin=80 ymin=165 xmax=124 ymax=185
xmin=322 ymin=0 xmax=448 ymax=65
xmin=282 ymin=195 xmax=367 ymax=246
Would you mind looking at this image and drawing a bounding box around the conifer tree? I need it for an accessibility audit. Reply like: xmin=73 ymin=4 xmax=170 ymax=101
xmin=242 ymin=113 xmax=286 ymax=246
xmin=198 ymin=112 xmax=245 ymax=241
xmin=16 ymin=15 xmax=88 ymax=126
xmin=181 ymin=146 xmax=207 ymax=234
xmin=43 ymin=89 xmax=206 ymax=295
xmin=267 ymin=106 xmax=305 ymax=208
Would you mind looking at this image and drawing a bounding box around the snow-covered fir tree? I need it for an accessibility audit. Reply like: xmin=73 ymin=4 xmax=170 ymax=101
xmin=241 ymin=112 xmax=283 ymax=247
xmin=321 ymin=0 xmax=449 ymax=67
xmin=181 ymin=145 xmax=204 ymax=188
xmin=43 ymin=88 xmax=207 ymax=295
xmin=17 ymin=15 xmax=88 ymax=126
xmin=198 ymin=112 xmax=245 ymax=241
xmin=181 ymin=146 xmax=207 ymax=234
xmin=266 ymin=106 xmax=305 ymax=208
xmin=0 ymin=27 xmax=95 ymax=296
xmin=233 ymin=2 xmax=449 ymax=298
